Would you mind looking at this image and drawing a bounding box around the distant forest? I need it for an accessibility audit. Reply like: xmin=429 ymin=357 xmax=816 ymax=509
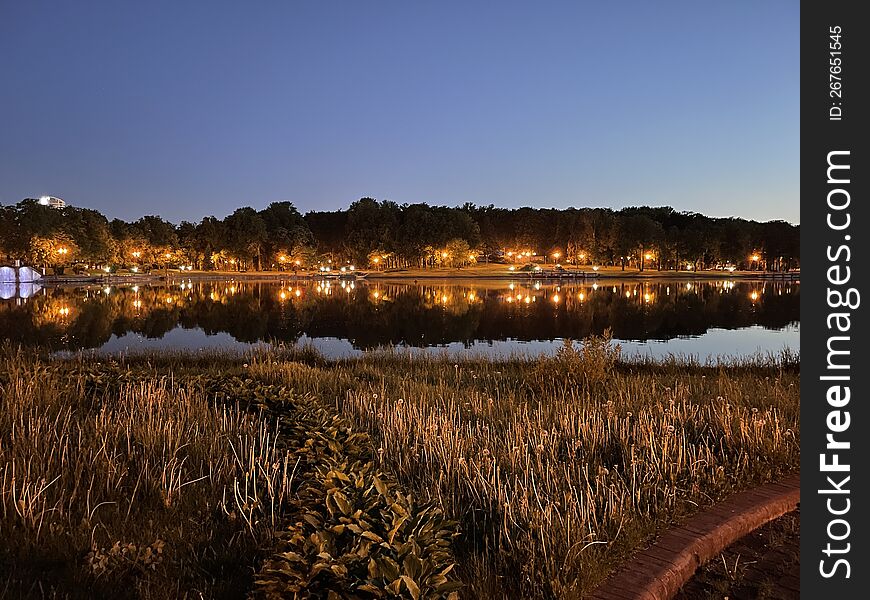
xmin=0 ymin=197 xmax=799 ymax=272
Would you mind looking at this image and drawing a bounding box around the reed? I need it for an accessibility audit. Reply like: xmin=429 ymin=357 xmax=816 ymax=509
xmin=0 ymin=338 xmax=798 ymax=598
xmin=0 ymin=347 xmax=295 ymax=598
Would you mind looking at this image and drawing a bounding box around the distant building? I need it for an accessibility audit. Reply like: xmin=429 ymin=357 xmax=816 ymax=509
xmin=37 ymin=196 xmax=66 ymax=209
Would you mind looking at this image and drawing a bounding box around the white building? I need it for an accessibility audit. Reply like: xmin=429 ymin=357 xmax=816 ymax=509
xmin=37 ymin=195 xmax=66 ymax=209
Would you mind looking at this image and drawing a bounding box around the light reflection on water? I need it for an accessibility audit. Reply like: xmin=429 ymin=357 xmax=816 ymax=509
xmin=0 ymin=278 xmax=799 ymax=360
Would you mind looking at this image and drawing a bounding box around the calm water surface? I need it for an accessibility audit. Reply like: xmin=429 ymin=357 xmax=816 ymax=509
xmin=0 ymin=279 xmax=799 ymax=360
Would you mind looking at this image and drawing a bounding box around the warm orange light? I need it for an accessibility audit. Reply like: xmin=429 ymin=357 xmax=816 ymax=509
xmin=644 ymin=253 xmax=653 ymax=260
xmin=751 ymin=254 xmax=761 ymax=261
xmin=551 ymin=294 xmax=560 ymax=303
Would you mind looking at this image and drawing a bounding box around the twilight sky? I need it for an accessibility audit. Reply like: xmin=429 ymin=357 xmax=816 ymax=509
xmin=0 ymin=1 xmax=799 ymax=224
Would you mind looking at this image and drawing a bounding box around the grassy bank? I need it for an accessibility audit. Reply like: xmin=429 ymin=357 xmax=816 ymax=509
xmin=0 ymin=341 xmax=799 ymax=598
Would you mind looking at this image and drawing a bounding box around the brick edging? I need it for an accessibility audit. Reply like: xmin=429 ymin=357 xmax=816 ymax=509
xmin=589 ymin=473 xmax=800 ymax=600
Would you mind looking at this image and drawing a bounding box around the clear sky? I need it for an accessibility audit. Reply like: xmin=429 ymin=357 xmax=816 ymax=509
xmin=0 ymin=1 xmax=799 ymax=224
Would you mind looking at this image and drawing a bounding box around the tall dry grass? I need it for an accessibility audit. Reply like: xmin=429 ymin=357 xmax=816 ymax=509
xmin=0 ymin=347 xmax=297 ymax=598
xmin=1 ymin=340 xmax=799 ymax=599
xmin=296 ymin=338 xmax=801 ymax=598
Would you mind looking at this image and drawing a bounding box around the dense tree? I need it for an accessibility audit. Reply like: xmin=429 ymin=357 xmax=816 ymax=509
xmin=0 ymin=198 xmax=799 ymax=273
xmin=224 ymin=208 xmax=268 ymax=270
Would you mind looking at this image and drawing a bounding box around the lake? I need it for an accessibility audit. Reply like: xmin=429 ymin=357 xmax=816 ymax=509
xmin=0 ymin=278 xmax=799 ymax=360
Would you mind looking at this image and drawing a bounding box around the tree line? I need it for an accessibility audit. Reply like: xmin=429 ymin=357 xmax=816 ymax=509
xmin=0 ymin=197 xmax=799 ymax=272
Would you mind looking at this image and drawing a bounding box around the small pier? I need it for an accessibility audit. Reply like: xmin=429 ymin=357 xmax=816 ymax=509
xmin=526 ymin=270 xmax=600 ymax=280
xmin=756 ymin=271 xmax=800 ymax=280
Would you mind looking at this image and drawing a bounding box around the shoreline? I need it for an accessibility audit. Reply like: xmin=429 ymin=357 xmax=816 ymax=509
xmin=37 ymin=267 xmax=799 ymax=285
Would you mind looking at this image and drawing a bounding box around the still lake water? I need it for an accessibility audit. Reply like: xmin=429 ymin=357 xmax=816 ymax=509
xmin=0 ymin=278 xmax=799 ymax=360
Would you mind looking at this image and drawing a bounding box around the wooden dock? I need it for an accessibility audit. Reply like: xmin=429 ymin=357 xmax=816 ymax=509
xmin=526 ymin=270 xmax=600 ymax=280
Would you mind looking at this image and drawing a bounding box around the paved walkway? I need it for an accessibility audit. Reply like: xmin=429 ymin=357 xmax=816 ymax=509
xmin=590 ymin=473 xmax=800 ymax=600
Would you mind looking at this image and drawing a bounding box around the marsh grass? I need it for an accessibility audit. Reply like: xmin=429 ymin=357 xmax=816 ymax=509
xmin=0 ymin=340 xmax=798 ymax=599
xmin=0 ymin=347 xmax=307 ymax=598
xmin=315 ymin=337 xmax=799 ymax=598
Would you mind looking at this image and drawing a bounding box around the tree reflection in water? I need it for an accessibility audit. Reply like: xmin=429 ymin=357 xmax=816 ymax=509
xmin=0 ymin=279 xmax=799 ymax=353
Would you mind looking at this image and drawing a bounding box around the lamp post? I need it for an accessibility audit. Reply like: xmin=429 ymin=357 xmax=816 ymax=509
xmin=643 ymin=252 xmax=653 ymax=272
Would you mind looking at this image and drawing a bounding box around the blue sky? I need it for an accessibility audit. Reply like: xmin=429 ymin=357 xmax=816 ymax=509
xmin=0 ymin=1 xmax=799 ymax=224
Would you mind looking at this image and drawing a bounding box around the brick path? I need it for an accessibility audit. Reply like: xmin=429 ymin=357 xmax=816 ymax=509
xmin=590 ymin=473 xmax=800 ymax=600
